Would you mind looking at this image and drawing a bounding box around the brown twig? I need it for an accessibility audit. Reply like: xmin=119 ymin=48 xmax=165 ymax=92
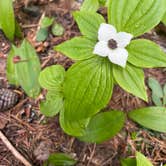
xmin=87 ymin=144 xmax=96 ymax=166
xmin=10 ymin=114 xmax=36 ymax=131
xmin=0 ymin=131 xmax=32 ymax=166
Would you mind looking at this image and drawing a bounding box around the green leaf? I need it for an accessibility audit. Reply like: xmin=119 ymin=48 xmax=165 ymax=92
xmin=41 ymin=16 xmax=54 ymax=28
xmin=39 ymin=65 xmax=65 ymax=91
xmin=73 ymin=11 xmax=105 ymax=40
xmin=40 ymin=92 xmax=63 ymax=117
xmin=162 ymin=12 xmax=166 ymax=25
xmin=136 ymin=152 xmax=153 ymax=166
xmin=6 ymin=45 xmax=19 ymax=85
xmin=127 ymin=39 xmax=166 ymax=68
xmin=0 ymin=0 xmax=15 ymax=40
xmin=148 ymin=77 xmax=163 ymax=98
xmin=99 ymin=0 xmax=107 ymax=6
xmin=113 ymin=63 xmax=147 ymax=101
xmin=52 ymin=23 xmax=64 ymax=36
xmin=44 ymin=153 xmax=77 ymax=166
xmin=121 ymin=158 xmax=136 ymax=166
xmin=148 ymin=77 xmax=163 ymax=106
xmin=60 ymin=108 xmax=90 ymax=137
xmin=39 ymin=65 xmax=65 ymax=117
xmin=108 ymin=0 xmax=166 ymax=37
xmin=78 ymin=111 xmax=125 ymax=143
xmin=151 ymin=94 xmax=163 ymax=106
xmin=14 ymin=40 xmax=41 ymax=98
xmin=81 ymin=0 xmax=99 ymax=12
xmin=15 ymin=20 xmax=23 ymax=38
xmin=128 ymin=107 xmax=166 ymax=132
xmin=55 ymin=37 xmax=96 ymax=61
xmin=64 ymin=56 xmax=114 ymax=120
xmin=36 ymin=28 xmax=48 ymax=42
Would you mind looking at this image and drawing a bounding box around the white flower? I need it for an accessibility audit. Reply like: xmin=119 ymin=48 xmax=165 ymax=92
xmin=93 ymin=23 xmax=133 ymax=68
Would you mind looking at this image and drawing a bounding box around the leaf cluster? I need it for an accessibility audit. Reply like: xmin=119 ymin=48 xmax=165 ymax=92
xmin=36 ymin=16 xmax=64 ymax=42
xmin=40 ymin=0 xmax=166 ymax=143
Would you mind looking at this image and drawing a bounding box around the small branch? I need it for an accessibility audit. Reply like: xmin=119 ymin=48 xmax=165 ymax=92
xmin=87 ymin=144 xmax=96 ymax=166
xmin=0 ymin=131 xmax=32 ymax=166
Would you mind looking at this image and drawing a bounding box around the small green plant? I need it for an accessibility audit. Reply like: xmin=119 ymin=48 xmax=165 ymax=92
xmin=38 ymin=0 xmax=166 ymax=142
xmin=39 ymin=65 xmax=65 ymax=116
xmin=7 ymin=40 xmax=41 ymax=98
xmin=36 ymin=16 xmax=64 ymax=42
xmin=148 ymin=77 xmax=166 ymax=106
xmin=121 ymin=151 xmax=153 ymax=166
xmin=0 ymin=0 xmax=21 ymax=41
xmin=43 ymin=153 xmax=77 ymax=166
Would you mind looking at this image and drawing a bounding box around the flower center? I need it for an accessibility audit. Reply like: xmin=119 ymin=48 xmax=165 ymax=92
xmin=108 ymin=39 xmax=117 ymax=49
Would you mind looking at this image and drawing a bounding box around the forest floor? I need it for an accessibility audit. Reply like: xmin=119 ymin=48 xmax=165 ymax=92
xmin=0 ymin=0 xmax=166 ymax=166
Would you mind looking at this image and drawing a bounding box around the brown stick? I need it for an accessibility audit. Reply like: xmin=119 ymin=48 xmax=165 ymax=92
xmin=0 ymin=131 xmax=32 ymax=166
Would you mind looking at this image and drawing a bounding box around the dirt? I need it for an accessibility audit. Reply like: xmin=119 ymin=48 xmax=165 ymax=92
xmin=0 ymin=0 xmax=166 ymax=166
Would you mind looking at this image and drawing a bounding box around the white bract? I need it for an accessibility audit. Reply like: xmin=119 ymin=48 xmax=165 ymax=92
xmin=93 ymin=23 xmax=133 ymax=68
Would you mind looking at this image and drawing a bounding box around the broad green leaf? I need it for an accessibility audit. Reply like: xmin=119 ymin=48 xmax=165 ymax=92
xmin=39 ymin=65 xmax=65 ymax=117
xmin=129 ymin=107 xmax=166 ymax=132
xmin=113 ymin=63 xmax=147 ymax=101
xmin=36 ymin=28 xmax=48 ymax=42
xmin=64 ymin=56 xmax=113 ymax=120
xmin=73 ymin=11 xmax=105 ymax=40
xmin=51 ymin=23 xmax=64 ymax=36
xmin=162 ymin=12 xmax=166 ymax=25
xmin=108 ymin=0 xmax=166 ymax=37
xmin=44 ymin=153 xmax=77 ymax=166
xmin=78 ymin=111 xmax=125 ymax=143
xmin=136 ymin=152 xmax=153 ymax=166
xmin=41 ymin=16 xmax=54 ymax=28
xmin=40 ymin=92 xmax=63 ymax=117
xmin=0 ymin=0 xmax=15 ymax=40
xmin=6 ymin=45 xmax=19 ymax=85
xmin=60 ymin=108 xmax=90 ymax=136
xmin=127 ymin=39 xmax=166 ymax=68
xmin=55 ymin=37 xmax=95 ymax=61
xmin=81 ymin=0 xmax=99 ymax=12
xmin=15 ymin=40 xmax=41 ymax=98
xmin=121 ymin=158 xmax=136 ymax=166
xmin=39 ymin=65 xmax=65 ymax=91
xmin=148 ymin=77 xmax=163 ymax=98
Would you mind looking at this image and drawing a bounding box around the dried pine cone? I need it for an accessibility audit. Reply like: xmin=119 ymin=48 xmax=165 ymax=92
xmin=0 ymin=89 xmax=19 ymax=111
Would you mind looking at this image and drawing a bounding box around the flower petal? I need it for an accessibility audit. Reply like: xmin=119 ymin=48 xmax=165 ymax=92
xmin=93 ymin=41 xmax=109 ymax=57
xmin=108 ymin=48 xmax=128 ymax=68
xmin=98 ymin=23 xmax=117 ymax=42
xmin=116 ymin=32 xmax=133 ymax=48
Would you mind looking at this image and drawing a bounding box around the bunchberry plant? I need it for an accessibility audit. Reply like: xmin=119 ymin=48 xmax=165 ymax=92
xmin=39 ymin=0 xmax=166 ymax=142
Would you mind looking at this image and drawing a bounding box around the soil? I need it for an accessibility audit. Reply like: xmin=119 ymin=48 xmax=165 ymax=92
xmin=0 ymin=0 xmax=166 ymax=166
